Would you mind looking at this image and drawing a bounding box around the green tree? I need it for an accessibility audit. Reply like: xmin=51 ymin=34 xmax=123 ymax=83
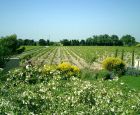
xmin=46 ymin=40 xmax=50 ymax=46
xmin=60 ymin=39 xmax=70 ymax=46
xmin=23 ymin=39 xmax=36 ymax=45
xmin=120 ymin=35 xmax=136 ymax=46
xmin=39 ymin=39 xmax=46 ymax=46
xmin=86 ymin=37 xmax=93 ymax=45
xmin=110 ymin=35 xmax=120 ymax=46
xmin=1 ymin=34 xmax=20 ymax=53
xmin=0 ymin=43 xmax=10 ymax=68
xmin=18 ymin=39 xmax=24 ymax=46
xmin=0 ymin=34 xmax=22 ymax=67
xmin=70 ymin=40 xmax=79 ymax=46
xmin=80 ymin=40 xmax=86 ymax=46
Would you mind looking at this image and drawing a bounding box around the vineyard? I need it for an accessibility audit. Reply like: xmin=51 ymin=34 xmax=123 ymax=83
xmin=16 ymin=46 xmax=140 ymax=70
xmin=16 ymin=46 xmax=87 ymax=69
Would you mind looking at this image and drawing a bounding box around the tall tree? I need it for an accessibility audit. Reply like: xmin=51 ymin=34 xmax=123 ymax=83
xmin=39 ymin=39 xmax=46 ymax=46
xmin=111 ymin=35 xmax=119 ymax=46
xmin=86 ymin=37 xmax=93 ymax=46
xmin=0 ymin=34 xmax=20 ymax=53
xmin=60 ymin=39 xmax=70 ymax=46
xmin=80 ymin=40 xmax=86 ymax=46
xmin=0 ymin=34 xmax=21 ymax=67
xmin=120 ymin=35 xmax=136 ymax=46
xmin=46 ymin=40 xmax=50 ymax=46
xmin=0 ymin=45 xmax=10 ymax=68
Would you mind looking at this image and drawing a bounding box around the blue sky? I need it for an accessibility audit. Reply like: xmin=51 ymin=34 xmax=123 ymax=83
xmin=0 ymin=0 xmax=140 ymax=41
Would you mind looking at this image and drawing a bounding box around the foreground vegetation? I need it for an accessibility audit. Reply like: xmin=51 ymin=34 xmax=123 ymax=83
xmin=0 ymin=63 xmax=140 ymax=114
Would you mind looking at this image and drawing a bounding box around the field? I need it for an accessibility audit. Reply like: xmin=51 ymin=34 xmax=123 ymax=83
xmin=16 ymin=46 xmax=140 ymax=87
xmin=20 ymin=46 xmax=45 ymax=51
xmin=16 ymin=46 xmax=140 ymax=69
xmin=1 ymin=46 xmax=140 ymax=114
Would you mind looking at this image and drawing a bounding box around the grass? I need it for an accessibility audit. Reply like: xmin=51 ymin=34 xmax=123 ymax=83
xmin=81 ymin=69 xmax=97 ymax=81
xmin=81 ymin=69 xmax=140 ymax=90
xmin=120 ymin=76 xmax=140 ymax=90
xmin=20 ymin=45 xmax=44 ymax=51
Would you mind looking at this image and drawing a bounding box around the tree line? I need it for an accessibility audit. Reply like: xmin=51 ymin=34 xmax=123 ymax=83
xmin=17 ymin=34 xmax=136 ymax=46
xmin=17 ymin=38 xmax=54 ymax=46
xmin=61 ymin=34 xmax=136 ymax=46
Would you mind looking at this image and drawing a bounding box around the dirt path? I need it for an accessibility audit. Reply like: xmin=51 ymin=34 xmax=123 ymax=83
xmin=63 ymin=47 xmax=84 ymax=68
xmin=61 ymin=47 xmax=70 ymax=63
xmin=51 ymin=47 xmax=61 ymax=65
xmin=66 ymin=47 xmax=89 ymax=68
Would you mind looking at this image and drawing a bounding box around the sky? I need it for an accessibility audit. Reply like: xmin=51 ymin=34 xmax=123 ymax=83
xmin=0 ymin=0 xmax=140 ymax=41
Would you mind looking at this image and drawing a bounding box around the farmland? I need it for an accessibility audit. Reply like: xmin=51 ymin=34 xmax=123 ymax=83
xmin=15 ymin=46 xmax=140 ymax=90
xmin=16 ymin=46 xmax=140 ymax=69
xmin=1 ymin=46 xmax=140 ymax=114
xmin=15 ymin=45 xmax=140 ymax=89
xmin=16 ymin=46 xmax=88 ymax=68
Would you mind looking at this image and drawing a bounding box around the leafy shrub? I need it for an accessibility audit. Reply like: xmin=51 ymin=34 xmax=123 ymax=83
xmin=17 ymin=47 xmax=25 ymax=54
xmin=4 ymin=62 xmax=80 ymax=86
xmin=0 ymin=68 xmax=3 ymax=73
xmin=0 ymin=45 xmax=10 ymax=68
xmin=81 ymin=69 xmax=96 ymax=80
xmin=43 ymin=64 xmax=57 ymax=74
xmin=96 ymin=69 xmax=111 ymax=80
xmin=5 ymin=66 xmax=46 ymax=85
xmin=0 ymin=68 xmax=3 ymax=77
xmin=125 ymin=67 xmax=140 ymax=76
xmin=136 ymin=44 xmax=140 ymax=47
xmin=102 ymin=57 xmax=125 ymax=75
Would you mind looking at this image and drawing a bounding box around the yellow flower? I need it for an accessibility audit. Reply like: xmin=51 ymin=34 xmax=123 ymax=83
xmin=43 ymin=64 xmax=56 ymax=73
xmin=44 ymin=65 xmax=51 ymax=72
xmin=58 ymin=62 xmax=72 ymax=71
xmin=71 ymin=65 xmax=80 ymax=73
xmin=58 ymin=62 xmax=80 ymax=76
